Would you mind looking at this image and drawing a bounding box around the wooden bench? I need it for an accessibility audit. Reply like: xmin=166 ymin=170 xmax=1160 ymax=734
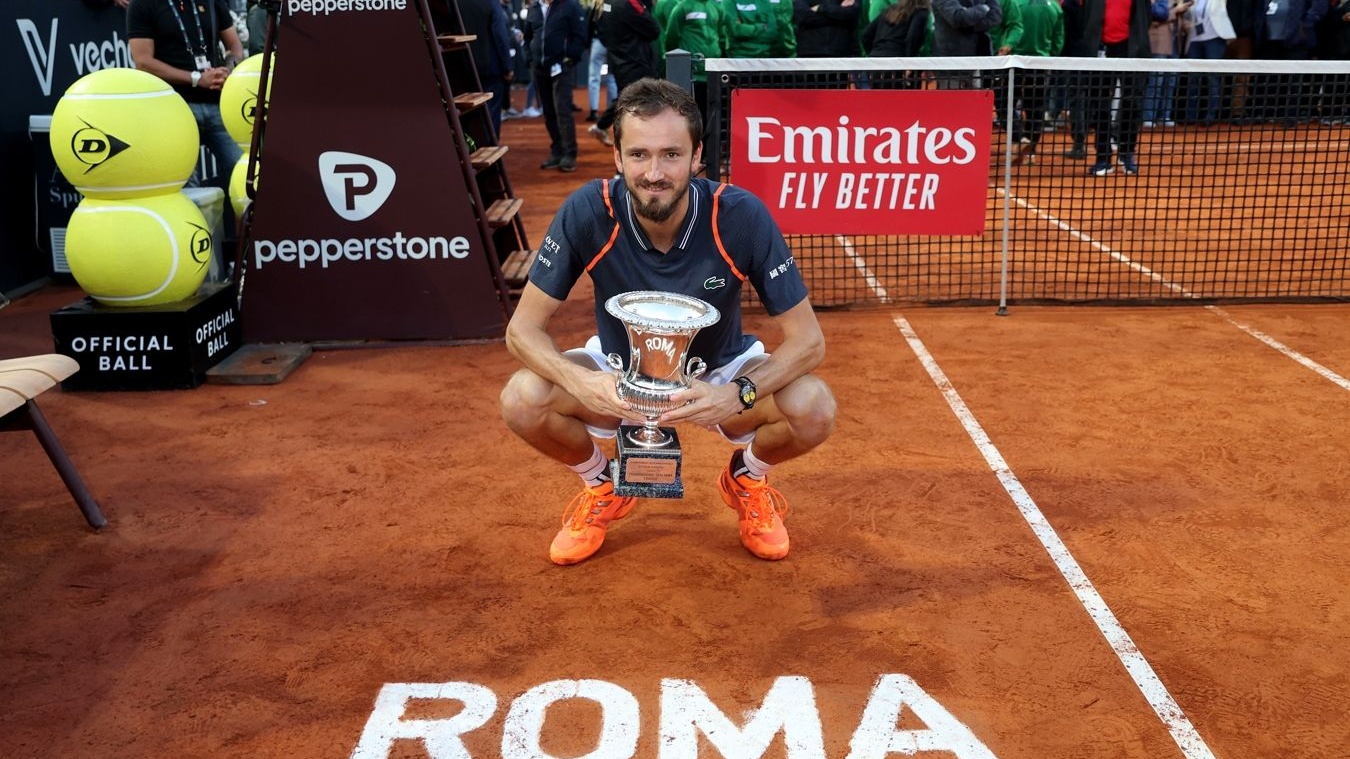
xmin=0 ymin=354 xmax=106 ymax=529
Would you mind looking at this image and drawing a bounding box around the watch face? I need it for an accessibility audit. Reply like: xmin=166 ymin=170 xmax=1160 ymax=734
xmin=738 ymin=380 xmax=756 ymax=407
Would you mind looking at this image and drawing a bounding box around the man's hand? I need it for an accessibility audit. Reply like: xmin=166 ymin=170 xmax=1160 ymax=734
xmin=659 ymin=380 xmax=744 ymax=428
xmin=201 ymin=66 xmax=230 ymax=89
xmin=568 ymin=370 xmax=645 ymax=423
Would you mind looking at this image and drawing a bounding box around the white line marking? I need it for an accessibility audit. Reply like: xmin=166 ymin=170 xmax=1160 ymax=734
xmin=835 ymin=234 xmax=891 ymax=303
xmin=994 ymin=188 xmax=1190 ymax=295
xmin=998 ymin=188 xmax=1350 ymax=393
xmin=1208 ymin=306 xmax=1350 ymax=392
xmin=892 ymin=314 xmax=1220 ymax=759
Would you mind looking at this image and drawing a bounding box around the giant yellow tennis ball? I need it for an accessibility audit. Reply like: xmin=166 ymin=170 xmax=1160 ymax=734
xmin=50 ymin=67 xmax=198 ymax=199
xmin=228 ymin=153 xmax=259 ymax=218
xmin=65 ymin=192 xmax=212 ymax=307
xmin=220 ymin=54 xmax=273 ymax=147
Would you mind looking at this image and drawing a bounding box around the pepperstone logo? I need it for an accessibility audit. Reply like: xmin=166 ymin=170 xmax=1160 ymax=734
xmin=285 ymin=0 xmax=409 ymax=15
xmin=319 ymin=151 xmax=396 ymax=222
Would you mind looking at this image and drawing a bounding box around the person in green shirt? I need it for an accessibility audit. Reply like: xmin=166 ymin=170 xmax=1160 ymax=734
xmin=725 ymin=0 xmax=784 ymax=57
xmin=989 ymin=0 xmax=1022 ymax=128
xmin=768 ymin=0 xmax=797 ymax=54
xmin=1009 ymin=0 xmax=1063 ymax=164
xmin=665 ymin=0 xmax=731 ymax=122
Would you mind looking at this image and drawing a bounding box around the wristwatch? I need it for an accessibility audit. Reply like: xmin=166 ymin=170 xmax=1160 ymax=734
xmin=732 ymin=376 xmax=757 ymax=410
xmin=189 ymin=70 xmax=202 ymax=88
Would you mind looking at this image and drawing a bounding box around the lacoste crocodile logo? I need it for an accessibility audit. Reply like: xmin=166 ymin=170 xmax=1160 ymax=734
xmin=703 ymin=276 xmax=726 ymax=291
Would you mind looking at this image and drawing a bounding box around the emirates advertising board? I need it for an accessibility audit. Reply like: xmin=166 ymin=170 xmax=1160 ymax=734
xmin=729 ymin=89 xmax=992 ymax=236
xmin=242 ymin=0 xmax=508 ymax=343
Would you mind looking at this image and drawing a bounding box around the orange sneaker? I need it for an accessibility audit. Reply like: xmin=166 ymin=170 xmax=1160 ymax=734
xmin=549 ymin=481 xmax=637 ymax=565
xmin=717 ymin=467 xmax=790 ymax=560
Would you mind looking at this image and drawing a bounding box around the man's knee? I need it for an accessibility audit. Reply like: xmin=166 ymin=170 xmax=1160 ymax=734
xmin=500 ymin=368 xmax=553 ymax=429
xmin=780 ymin=375 xmax=836 ymax=445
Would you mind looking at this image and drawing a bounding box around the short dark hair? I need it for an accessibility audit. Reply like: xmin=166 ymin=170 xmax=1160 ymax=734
xmin=611 ymin=78 xmax=702 ymax=151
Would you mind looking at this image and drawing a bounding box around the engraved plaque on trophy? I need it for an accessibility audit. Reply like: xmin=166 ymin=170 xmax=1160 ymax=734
xmin=604 ymin=291 xmax=720 ymax=498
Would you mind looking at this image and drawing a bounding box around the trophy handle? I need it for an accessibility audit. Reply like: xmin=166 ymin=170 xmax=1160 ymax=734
xmin=606 ymin=352 xmax=624 ymax=371
xmin=686 ymin=357 xmax=707 ymax=381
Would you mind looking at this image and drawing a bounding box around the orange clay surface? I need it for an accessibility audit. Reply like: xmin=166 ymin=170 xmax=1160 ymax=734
xmin=2 ymin=90 xmax=1349 ymax=759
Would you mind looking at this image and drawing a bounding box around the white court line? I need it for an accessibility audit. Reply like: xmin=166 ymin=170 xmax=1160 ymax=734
xmin=830 ymin=228 xmax=1219 ymax=756
xmin=892 ymin=314 xmax=1220 ymax=759
xmin=1208 ymin=306 xmax=1350 ymax=392
xmin=834 ymin=234 xmax=891 ymax=303
xmin=994 ymin=188 xmax=1190 ymax=296
xmin=997 ymin=188 xmax=1350 ymax=393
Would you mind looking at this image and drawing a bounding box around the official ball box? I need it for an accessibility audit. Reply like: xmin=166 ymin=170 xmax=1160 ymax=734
xmin=50 ymin=282 xmax=241 ymax=391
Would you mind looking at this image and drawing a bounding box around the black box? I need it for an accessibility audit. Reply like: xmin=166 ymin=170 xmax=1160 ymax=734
xmin=51 ymin=282 xmax=242 ymax=391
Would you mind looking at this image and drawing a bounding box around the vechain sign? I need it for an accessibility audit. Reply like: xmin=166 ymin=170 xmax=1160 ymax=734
xmin=730 ymin=89 xmax=992 ymax=235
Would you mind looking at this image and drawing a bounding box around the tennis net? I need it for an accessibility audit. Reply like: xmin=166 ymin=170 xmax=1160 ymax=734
xmin=704 ymin=56 xmax=1350 ymax=308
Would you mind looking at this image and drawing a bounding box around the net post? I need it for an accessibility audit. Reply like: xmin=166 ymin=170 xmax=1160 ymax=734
xmin=666 ymin=49 xmax=693 ymax=94
xmin=997 ymin=66 xmax=1014 ymax=317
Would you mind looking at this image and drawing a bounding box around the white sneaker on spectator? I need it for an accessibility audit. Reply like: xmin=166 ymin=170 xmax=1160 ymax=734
xmin=521 ymin=107 xmax=543 ymax=118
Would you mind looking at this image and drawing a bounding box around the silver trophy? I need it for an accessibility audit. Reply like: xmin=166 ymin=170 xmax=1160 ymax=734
xmin=604 ymin=291 xmax=720 ymax=498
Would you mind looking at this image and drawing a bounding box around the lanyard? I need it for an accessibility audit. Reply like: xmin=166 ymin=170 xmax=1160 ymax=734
xmin=168 ymin=0 xmax=211 ymax=68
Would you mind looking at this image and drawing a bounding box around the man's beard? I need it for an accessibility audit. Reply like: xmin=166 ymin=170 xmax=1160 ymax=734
xmin=628 ymin=176 xmax=689 ymax=224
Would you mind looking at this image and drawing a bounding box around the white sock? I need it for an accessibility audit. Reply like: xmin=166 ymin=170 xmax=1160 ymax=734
xmin=737 ymin=443 xmax=773 ymax=480
xmin=567 ymin=444 xmax=610 ymax=487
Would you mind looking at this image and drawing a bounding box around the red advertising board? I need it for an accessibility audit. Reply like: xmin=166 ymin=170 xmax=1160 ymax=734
xmin=729 ymin=89 xmax=992 ymax=236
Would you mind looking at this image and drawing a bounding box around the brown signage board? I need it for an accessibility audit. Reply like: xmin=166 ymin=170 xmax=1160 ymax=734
xmin=240 ymin=0 xmax=507 ymax=342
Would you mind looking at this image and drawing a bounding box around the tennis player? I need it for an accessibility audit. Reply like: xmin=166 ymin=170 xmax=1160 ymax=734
xmin=500 ymin=78 xmax=836 ymax=566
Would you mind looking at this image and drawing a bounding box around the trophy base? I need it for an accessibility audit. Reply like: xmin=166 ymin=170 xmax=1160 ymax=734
xmin=612 ymin=424 xmax=685 ymax=499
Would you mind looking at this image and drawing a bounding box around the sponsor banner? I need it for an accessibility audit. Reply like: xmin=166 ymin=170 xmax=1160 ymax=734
xmin=241 ymin=0 xmax=509 ymax=342
xmin=729 ymin=89 xmax=992 ymax=236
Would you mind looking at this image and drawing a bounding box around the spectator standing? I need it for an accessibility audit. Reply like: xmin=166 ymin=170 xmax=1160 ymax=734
xmin=795 ymin=0 xmax=862 ymax=56
xmin=726 ymin=0 xmax=785 ymax=57
xmin=1010 ymin=0 xmax=1063 ymax=164
xmin=591 ymin=0 xmax=662 ymax=147
xmin=1084 ymin=0 xmax=1153 ymax=176
xmin=526 ymin=0 xmax=587 ymax=171
xmin=861 ymin=0 xmax=931 ymax=88
xmin=1180 ymin=0 xmax=1232 ymax=124
xmin=1318 ymin=0 xmax=1350 ymax=123
xmin=1142 ymin=0 xmax=1189 ymax=127
xmin=1058 ymin=0 xmax=1100 ymax=159
xmin=126 ymin=0 xmax=245 ymax=187
xmin=664 ymin=0 xmax=732 ymax=124
xmin=462 ymin=0 xmax=516 ymax=139
xmin=930 ymin=0 xmax=1003 ymax=88
xmin=770 ymin=0 xmax=801 ymax=54
xmin=1252 ymin=0 xmax=1327 ymax=123
xmin=989 ymin=0 xmax=1023 ymax=129
xmin=583 ymin=0 xmax=619 ymax=122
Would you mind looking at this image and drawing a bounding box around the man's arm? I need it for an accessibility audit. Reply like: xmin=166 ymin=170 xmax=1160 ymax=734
xmin=662 ymin=297 xmax=826 ymax=427
xmin=129 ymin=37 xmax=197 ymax=87
xmin=505 ymin=283 xmax=641 ymax=421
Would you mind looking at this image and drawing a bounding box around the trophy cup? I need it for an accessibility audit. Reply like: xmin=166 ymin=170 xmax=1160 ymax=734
xmin=604 ymin=291 xmax=720 ymax=498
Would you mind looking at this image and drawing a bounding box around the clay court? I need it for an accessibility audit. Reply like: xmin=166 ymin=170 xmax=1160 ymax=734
xmin=3 ymin=98 xmax=1350 ymax=759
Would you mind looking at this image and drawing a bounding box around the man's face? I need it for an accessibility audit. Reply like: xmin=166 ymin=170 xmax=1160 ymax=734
xmin=614 ymin=109 xmax=702 ymax=225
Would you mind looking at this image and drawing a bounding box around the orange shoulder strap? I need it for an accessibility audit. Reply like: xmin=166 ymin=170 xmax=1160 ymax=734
xmin=585 ymin=178 xmax=622 ymax=273
xmin=711 ymin=183 xmax=746 ymax=282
